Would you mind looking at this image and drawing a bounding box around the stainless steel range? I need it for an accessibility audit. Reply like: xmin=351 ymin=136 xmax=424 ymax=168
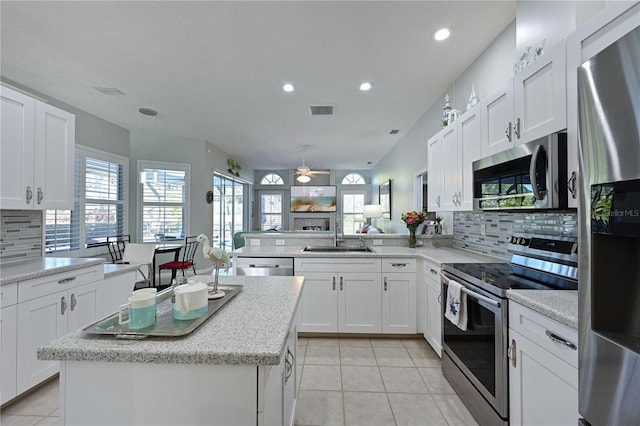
xmin=440 ymin=233 xmax=579 ymax=425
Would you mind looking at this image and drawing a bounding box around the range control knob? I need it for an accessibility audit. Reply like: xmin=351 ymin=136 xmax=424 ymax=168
xmin=518 ymin=237 xmax=530 ymax=246
xmin=509 ymin=236 xmax=518 ymax=244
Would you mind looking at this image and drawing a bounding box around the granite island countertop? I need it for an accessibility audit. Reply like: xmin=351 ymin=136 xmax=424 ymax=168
xmin=0 ymin=257 xmax=106 ymax=286
xmin=507 ymin=290 xmax=578 ymax=330
xmin=38 ymin=275 xmax=303 ymax=366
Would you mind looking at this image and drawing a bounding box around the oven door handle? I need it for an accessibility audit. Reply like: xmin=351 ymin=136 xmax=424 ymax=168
xmin=440 ymin=272 xmax=501 ymax=308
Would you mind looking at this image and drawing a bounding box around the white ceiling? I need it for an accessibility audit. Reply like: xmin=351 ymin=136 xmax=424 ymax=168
xmin=1 ymin=1 xmax=515 ymax=171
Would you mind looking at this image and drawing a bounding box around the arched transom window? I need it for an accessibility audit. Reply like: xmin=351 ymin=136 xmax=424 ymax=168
xmin=260 ymin=173 xmax=284 ymax=185
xmin=341 ymin=173 xmax=366 ymax=185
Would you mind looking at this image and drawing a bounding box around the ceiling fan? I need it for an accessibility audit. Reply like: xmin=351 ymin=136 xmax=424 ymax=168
xmin=294 ymin=146 xmax=330 ymax=182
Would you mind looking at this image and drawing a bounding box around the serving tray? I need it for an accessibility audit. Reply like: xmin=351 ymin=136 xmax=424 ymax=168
xmin=83 ymin=284 xmax=243 ymax=339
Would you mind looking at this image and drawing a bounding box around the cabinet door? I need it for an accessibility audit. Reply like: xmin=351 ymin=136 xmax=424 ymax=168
xmin=425 ymin=279 xmax=442 ymax=357
xmin=382 ymin=273 xmax=417 ymax=333
xmin=298 ymin=272 xmax=338 ymax=332
xmin=427 ymin=133 xmax=444 ymax=211
xmin=509 ymin=330 xmax=578 ymax=426
xmin=282 ymin=325 xmax=297 ymax=426
xmin=441 ymin=125 xmax=460 ymax=211
xmin=481 ymin=78 xmax=514 ymax=157
xmin=514 ymin=40 xmax=567 ymax=144
xmin=338 ymin=272 xmax=381 ymax=333
xmin=1 ymin=304 xmax=18 ymax=404
xmin=0 ymin=86 xmax=35 ymax=209
xmin=16 ymin=291 xmax=66 ymax=394
xmin=458 ymin=108 xmax=482 ymax=210
xmin=35 ymin=102 xmax=75 ymax=210
xmin=67 ymin=282 xmax=98 ymax=332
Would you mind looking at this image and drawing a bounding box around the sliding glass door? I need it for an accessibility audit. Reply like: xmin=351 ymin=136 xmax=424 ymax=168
xmin=212 ymin=173 xmax=247 ymax=250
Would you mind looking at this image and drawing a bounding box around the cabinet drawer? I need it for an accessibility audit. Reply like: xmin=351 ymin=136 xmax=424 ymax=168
xmin=18 ymin=265 xmax=103 ymax=303
xmin=509 ymin=302 xmax=578 ymax=368
xmin=382 ymin=258 xmax=416 ymax=273
xmin=295 ymin=257 xmax=381 ymax=272
xmin=1 ymin=283 xmax=18 ymax=307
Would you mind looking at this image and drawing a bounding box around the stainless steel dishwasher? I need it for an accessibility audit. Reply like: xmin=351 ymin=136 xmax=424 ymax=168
xmin=235 ymin=257 xmax=294 ymax=276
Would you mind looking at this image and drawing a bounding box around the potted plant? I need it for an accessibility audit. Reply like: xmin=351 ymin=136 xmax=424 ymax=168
xmin=227 ymin=159 xmax=241 ymax=176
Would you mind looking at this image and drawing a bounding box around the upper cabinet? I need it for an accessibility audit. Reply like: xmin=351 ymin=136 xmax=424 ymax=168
xmin=427 ymin=132 xmax=444 ymax=211
xmin=1 ymin=86 xmax=75 ymax=210
xmin=480 ymin=78 xmax=515 ymax=157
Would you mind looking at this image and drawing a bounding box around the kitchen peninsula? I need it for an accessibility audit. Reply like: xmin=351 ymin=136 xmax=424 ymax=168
xmin=38 ymin=275 xmax=303 ymax=426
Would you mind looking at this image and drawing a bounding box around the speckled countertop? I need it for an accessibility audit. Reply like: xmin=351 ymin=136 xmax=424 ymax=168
xmin=103 ymin=263 xmax=143 ymax=278
xmin=507 ymin=290 xmax=578 ymax=330
xmin=0 ymin=257 xmax=106 ymax=285
xmin=38 ymin=275 xmax=304 ymax=366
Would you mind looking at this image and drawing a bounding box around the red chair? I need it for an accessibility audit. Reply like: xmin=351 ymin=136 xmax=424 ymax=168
xmin=158 ymin=236 xmax=199 ymax=285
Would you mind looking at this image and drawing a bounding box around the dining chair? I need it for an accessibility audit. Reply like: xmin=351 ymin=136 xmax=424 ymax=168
xmin=158 ymin=236 xmax=199 ymax=285
xmin=121 ymin=243 xmax=156 ymax=288
xmin=107 ymin=234 xmax=130 ymax=263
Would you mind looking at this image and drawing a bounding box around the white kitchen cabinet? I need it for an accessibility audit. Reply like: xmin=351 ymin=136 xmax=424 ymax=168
xmin=441 ymin=124 xmax=459 ymax=211
xmin=96 ymin=270 xmax=137 ymax=319
xmin=509 ymin=302 xmax=578 ymax=426
xmin=481 ymin=78 xmax=515 ymax=157
xmin=1 ymin=283 xmax=18 ymax=404
xmin=15 ymin=265 xmax=102 ymax=396
xmin=381 ymin=259 xmax=417 ymax=334
xmin=295 ymin=258 xmax=382 ymax=333
xmin=424 ymin=261 xmax=442 ymax=356
xmin=0 ymin=85 xmax=75 ymax=210
xmin=262 ymin=325 xmax=297 ymax=426
xmin=427 ymin=132 xmax=444 ymax=211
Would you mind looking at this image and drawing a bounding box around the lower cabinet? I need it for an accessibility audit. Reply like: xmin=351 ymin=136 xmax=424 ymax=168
xmin=262 ymin=322 xmax=298 ymax=426
xmin=509 ymin=302 xmax=578 ymax=426
xmin=1 ymin=283 xmax=18 ymax=404
xmin=382 ymin=259 xmax=417 ymax=334
xmin=424 ymin=260 xmax=442 ymax=356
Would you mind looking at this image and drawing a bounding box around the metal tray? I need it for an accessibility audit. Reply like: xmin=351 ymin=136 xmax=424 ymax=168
xmin=83 ymin=284 xmax=243 ymax=339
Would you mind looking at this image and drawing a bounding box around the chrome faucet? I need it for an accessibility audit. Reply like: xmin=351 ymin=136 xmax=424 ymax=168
xmin=334 ymin=216 xmax=344 ymax=247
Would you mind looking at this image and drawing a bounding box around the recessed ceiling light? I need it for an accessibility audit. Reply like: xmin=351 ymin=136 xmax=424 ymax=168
xmin=283 ymin=83 xmax=295 ymax=92
xmin=434 ymin=28 xmax=451 ymax=41
xmin=359 ymin=82 xmax=372 ymax=91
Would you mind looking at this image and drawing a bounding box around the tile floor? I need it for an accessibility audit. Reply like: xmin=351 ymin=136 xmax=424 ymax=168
xmin=0 ymin=337 xmax=478 ymax=426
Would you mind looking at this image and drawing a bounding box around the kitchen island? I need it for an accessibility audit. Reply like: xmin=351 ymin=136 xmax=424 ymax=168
xmin=38 ymin=275 xmax=304 ymax=426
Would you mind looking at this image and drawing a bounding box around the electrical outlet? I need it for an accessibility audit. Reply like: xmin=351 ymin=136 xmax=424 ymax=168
xmin=480 ymin=223 xmax=486 ymax=236
xmin=373 ymin=239 xmax=383 ymax=246
xmin=250 ymin=239 xmax=260 ymax=246
xmin=276 ymin=239 xmax=285 ymax=246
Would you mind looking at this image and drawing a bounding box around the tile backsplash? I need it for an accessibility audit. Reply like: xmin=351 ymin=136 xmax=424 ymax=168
xmin=0 ymin=210 xmax=43 ymax=265
xmin=453 ymin=210 xmax=578 ymax=260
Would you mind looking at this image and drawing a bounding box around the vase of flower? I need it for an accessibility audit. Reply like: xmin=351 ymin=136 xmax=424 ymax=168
xmin=401 ymin=211 xmax=428 ymax=248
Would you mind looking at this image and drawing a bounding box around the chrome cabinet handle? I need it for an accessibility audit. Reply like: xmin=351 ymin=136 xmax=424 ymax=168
xmin=438 ymin=294 xmax=442 ymax=304
xmin=529 ymin=144 xmax=547 ymax=202
xmin=70 ymin=293 xmax=77 ymax=311
xmin=61 ymin=296 xmax=67 ymax=315
xmin=513 ymin=117 xmax=521 ymax=139
xmin=37 ymin=187 xmax=43 ymax=204
xmin=429 ymin=268 xmax=438 ymax=275
xmin=508 ymin=339 xmax=517 ymax=367
xmin=391 ymin=263 xmax=407 ymax=268
xmin=436 ymin=195 xmax=440 ymax=208
xmin=332 ymin=277 xmax=336 ymax=291
xmin=456 ymin=192 xmax=462 ymax=205
xmin=384 ymin=277 xmax=388 ymax=291
xmin=505 ymin=122 xmax=512 ymax=142
xmin=545 ymin=330 xmax=577 ymax=350
xmin=284 ymin=348 xmax=294 ymax=384
xmin=340 ymin=276 xmax=343 ymax=291
xmin=58 ymin=276 xmax=76 ymax=284
xmin=26 ymin=186 xmax=33 ymax=204
xmin=568 ymin=171 xmax=577 ymax=199
xmin=452 ymin=193 xmax=457 ymax=205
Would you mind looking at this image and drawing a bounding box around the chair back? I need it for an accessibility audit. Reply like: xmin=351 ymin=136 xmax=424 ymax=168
xmin=122 ymin=243 xmax=156 ymax=282
xmin=233 ymin=232 xmax=245 ymax=250
xmin=107 ymin=235 xmax=130 ymax=263
xmin=181 ymin=236 xmax=200 ymax=263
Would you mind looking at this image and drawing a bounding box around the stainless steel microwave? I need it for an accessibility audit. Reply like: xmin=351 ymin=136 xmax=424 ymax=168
xmin=472 ymin=133 xmax=568 ymax=210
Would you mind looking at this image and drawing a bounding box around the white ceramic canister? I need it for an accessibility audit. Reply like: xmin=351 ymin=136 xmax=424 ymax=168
xmin=173 ymin=282 xmax=208 ymax=320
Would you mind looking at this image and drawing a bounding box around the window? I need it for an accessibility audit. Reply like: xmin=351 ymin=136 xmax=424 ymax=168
xmin=342 ymin=190 xmax=366 ymax=235
xmin=139 ymin=161 xmax=190 ymax=242
xmin=260 ymin=173 xmax=284 ymax=185
xmin=46 ymin=147 xmax=128 ymax=253
xmin=260 ymin=191 xmax=283 ymax=230
xmin=212 ymin=173 xmax=247 ymax=251
xmin=341 ymin=173 xmax=366 ymax=185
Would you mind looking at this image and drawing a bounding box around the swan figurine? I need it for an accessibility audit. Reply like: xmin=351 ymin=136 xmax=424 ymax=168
xmin=196 ymin=234 xmax=230 ymax=298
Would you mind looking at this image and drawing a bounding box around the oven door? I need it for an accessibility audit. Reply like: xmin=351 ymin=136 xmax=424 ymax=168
xmin=441 ymin=271 xmax=509 ymax=418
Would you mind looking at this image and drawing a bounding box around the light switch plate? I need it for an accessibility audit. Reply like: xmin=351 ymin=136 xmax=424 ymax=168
xmin=276 ymin=239 xmax=285 ymax=246
xmin=373 ymin=239 xmax=383 ymax=246
xmin=250 ymin=239 xmax=260 ymax=246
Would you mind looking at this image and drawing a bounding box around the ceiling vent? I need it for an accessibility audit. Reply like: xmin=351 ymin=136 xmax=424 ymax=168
xmin=309 ymin=105 xmax=335 ymax=116
xmin=389 ymin=129 xmax=400 ymax=135
xmin=94 ymin=87 xmax=126 ymax=96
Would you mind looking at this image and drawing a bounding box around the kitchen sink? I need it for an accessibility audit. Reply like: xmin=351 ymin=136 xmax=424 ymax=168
xmin=302 ymin=246 xmax=375 ymax=253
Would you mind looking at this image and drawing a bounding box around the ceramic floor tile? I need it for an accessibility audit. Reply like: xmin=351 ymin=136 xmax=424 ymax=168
xmin=3 ymin=379 xmax=59 ymax=416
xmin=300 ymin=365 xmax=342 ymax=391
xmin=297 ymin=344 xmax=307 ymax=364
xmin=373 ymin=347 xmax=415 ymax=367
xmin=388 ymin=393 xmax=448 ymax=426
xmin=402 ymin=338 xmax=429 ymax=349
xmin=295 ymin=390 xmax=344 ymax=426
xmin=34 ymin=417 xmax=59 ymax=426
xmin=340 ymin=346 xmax=377 ymax=366
xmin=370 ymin=338 xmax=405 ymax=348
xmin=432 ymin=394 xmax=479 ymax=426
xmin=338 ymin=338 xmax=372 ymax=348
xmin=341 ymin=366 xmax=385 ymax=392
xmin=418 ymin=368 xmax=456 ymax=395
xmin=343 ymin=392 xmax=395 ymax=426
xmin=305 ymin=345 xmax=341 ymax=365
xmin=407 ymin=348 xmax=442 ymax=368
xmin=379 ymin=367 xmax=429 ymax=394
xmin=0 ymin=415 xmax=46 ymax=426
xmin=306 ymin=337 xmax=340 ymax=347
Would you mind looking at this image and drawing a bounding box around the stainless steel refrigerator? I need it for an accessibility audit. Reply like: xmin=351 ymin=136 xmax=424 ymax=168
xmin=577 ymin=26 xmax=640 ymax=425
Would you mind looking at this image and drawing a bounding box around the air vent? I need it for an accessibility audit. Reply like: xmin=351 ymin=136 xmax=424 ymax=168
xmin=309 ymin=105 xmax=335 ymax=116
xmin=389 ymin=129 xmax=400 ymax=135
xmin=94 ymin=87 xmax=126 ymax=96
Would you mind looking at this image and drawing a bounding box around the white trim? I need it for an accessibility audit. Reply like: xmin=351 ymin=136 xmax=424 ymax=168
xmin=414 ymin=166 xmax=428 ymax=211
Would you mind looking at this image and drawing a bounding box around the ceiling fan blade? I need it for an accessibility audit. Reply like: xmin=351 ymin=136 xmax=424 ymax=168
xmin=310 ymin=170 xmax=331 ymax=175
